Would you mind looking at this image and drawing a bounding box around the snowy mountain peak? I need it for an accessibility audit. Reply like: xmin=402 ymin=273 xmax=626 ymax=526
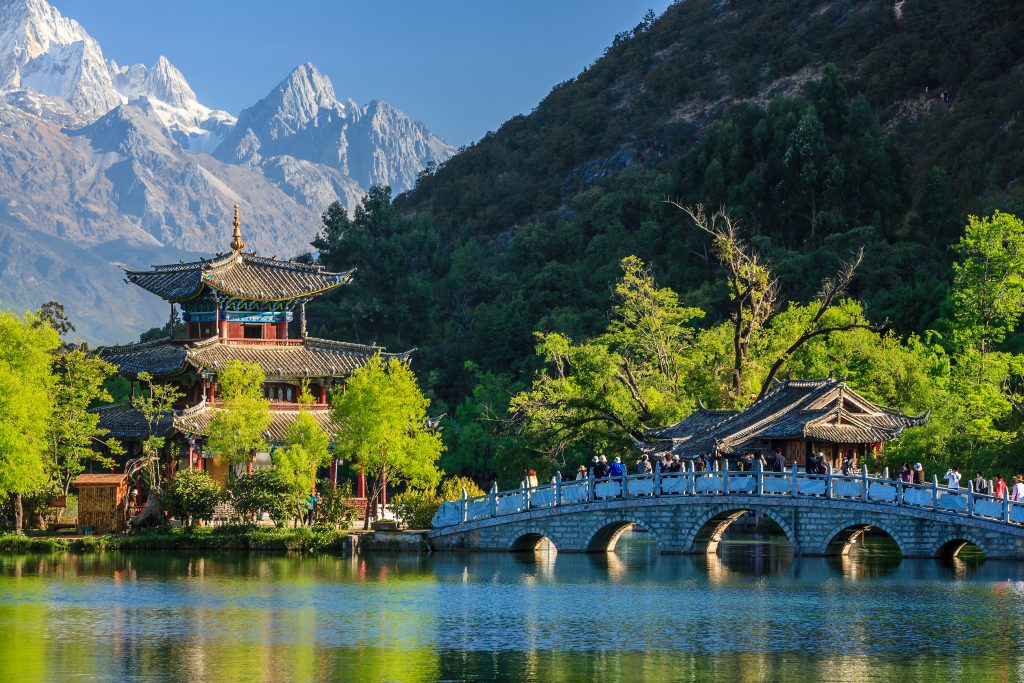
xmin=0 ymin=0 xmax=119 ymax=117
xmin=269 ymin=61 xmax=345 ymax=125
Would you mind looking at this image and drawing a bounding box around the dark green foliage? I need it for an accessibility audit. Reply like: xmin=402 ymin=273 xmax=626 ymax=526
xmin=389 ymin=490 xmax=440 ymax=530
xmin=305 ymin=1 xmax=1024 ymax=483
xmin=163 ymin=470 xmax=222 ymax=526
xmin=227 ymin=468 xmax=292 ymax=526
xmin=313 ymin=480 xmax=359 ymax=527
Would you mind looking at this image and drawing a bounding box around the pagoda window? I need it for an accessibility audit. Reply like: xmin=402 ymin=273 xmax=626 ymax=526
xmin=243 ymin=324 xmax=264 ymax=339
xmin=286 ymin=387 xmax=293 ymax=402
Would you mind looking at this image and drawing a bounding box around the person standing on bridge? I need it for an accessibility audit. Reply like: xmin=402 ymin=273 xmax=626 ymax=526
xmin=635 ymin=454 xmax=652 ymax=474
xmin=608 ymin=457 xmax=625 ymax=478
xmin=995 ymin=474 xmax=1008 ymax=499
xmin=913 ymin=463 xmax=925 ymax=485
xmin=972 ymin=471 xmax=989 ymax=495
xmin=595 ymin=456 xmax=609 ymax=479
xmin=771 ymin=448 xmax=786 ymax=473
xmin=945 ymin=467 xmax=962 ymax=490
xmin=1011 ymin=475 xmax=1024 ymax=502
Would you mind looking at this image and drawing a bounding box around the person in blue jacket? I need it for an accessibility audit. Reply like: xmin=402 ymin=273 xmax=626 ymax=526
xmin=608 ymin=456 xmax=625 ymax=478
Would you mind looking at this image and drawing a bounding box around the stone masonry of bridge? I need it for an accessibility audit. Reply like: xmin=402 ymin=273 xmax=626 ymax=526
xmin=427 ymin=495 xmax=1024 ymax=559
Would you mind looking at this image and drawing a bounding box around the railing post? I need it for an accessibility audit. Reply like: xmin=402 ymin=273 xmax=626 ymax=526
xmin=555 ymin=471 xmax=562 ymax=507
xmin=895 ymin=478 xmax=902 ymax=507
xmin=1004 ymin=487 xmax=1011 ymax=524
xmin=689 ymin=460 xmax=697 ymax=495
xmin=860 ymin=464 xmax=868 ymax=502
xmin=654 ymin=461 xmax=661 ymax=497
xmin=932 ymin=475 xmax=939 ymax=510
xmin=490 ymin=481 xmax=498 ymax=518
xmin=825 ymin=465 xmax=832 ymax=499
xmin=522 ymin=480 xmax=530 ymax=511
xmin=588 ymin=467 xmax=595 ymax=503
xmin=621 ymin=466 xmax=628 ymax=499
xmin=967 ymin=480 xmax=974 ymax=517
xmin=791 ymin=463 xmax=799 ymax=497
xmin=755 ymin=458 xmax=763 ymax=496
xmin=461 ymin=488 xmax=468 ymax=523
xmin=883 ymin=466 xmax=889 ymax=480
xmin=723 ymin=459 xmax=730 ymax=496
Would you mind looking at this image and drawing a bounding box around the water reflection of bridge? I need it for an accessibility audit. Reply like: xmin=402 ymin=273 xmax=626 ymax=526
xmin=429 ymin=466 xmax=1024 ymax=559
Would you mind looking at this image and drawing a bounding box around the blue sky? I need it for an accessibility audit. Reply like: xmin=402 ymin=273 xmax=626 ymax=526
xmin=52 ymin=0 xmax=673 ymax=146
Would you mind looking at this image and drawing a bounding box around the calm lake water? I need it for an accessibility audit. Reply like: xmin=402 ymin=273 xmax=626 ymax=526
xmin=0 ymin=532 xmax=1022 ymax=682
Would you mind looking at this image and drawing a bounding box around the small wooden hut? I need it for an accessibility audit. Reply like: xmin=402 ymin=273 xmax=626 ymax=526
xmin=73 ymin=473 xmax=129 ymax=534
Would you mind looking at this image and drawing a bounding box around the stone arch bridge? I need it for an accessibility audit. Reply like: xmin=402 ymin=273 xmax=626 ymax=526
xmin=428 ymin=467 xmax=1024 ymax=559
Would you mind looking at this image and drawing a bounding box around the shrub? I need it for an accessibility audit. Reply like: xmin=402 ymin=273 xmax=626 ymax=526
xmin=391 ymin=490 xmax=441 ymax=529
xmin=313 ymin=480 xmax=358 ymax=528
xmin=228 ymin=467 xmax=293 ymax=525
xmin=439 ymin=475 xmax=485 ymax=501
xmin=163 ymin=470 xmax=222 ymax=526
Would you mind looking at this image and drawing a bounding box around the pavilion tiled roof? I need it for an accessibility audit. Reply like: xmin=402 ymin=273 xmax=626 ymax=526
xmin=173 ymin=401 xmax=337 ymax=443
xmin=640 ymin=378 xmax=929 ymax=456
xmin=99 ymin=336 xmax=410 ymax=380
xmin=94 ymin=402 xmax=175 ymax=440
xmin=123 ymin=250 xmax=354 ymax=303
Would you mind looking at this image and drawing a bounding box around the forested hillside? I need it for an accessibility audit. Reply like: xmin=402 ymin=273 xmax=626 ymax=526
xmin=307 ymin=0 xmax=1024 ymax=482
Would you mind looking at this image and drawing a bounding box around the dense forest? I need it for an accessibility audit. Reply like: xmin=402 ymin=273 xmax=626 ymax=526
xmin=305 ymin=0 xmax=1024 ymax=484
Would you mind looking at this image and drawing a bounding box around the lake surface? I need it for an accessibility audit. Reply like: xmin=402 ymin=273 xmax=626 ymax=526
xmin=0 ymin=531 xmax=1022 ymax=682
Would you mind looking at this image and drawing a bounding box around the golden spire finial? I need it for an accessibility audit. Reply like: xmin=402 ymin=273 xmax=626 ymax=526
xmin=230 ymin=204 xmax=245 ymax=252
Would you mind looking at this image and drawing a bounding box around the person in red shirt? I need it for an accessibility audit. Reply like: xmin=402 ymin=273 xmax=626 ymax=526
xmin=994 ymin=474 xmax=1008 ymax=499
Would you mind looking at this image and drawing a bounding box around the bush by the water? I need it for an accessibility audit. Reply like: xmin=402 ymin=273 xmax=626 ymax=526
xmin=0 ymin=527 xmax=351 ymax=554
xmin=313 ymin=480 xmax=359 ymax=527
xmin=392 ymin=476 xmax=487 ymax=529
xmin=163 ymin=469 xmax=222 ymax=526
xmin=228 ymin=468 xmax=292 ymax=525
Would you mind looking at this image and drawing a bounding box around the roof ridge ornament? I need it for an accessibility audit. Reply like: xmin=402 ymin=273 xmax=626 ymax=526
xmin=230 ymin=205 xmax=245 ymax=252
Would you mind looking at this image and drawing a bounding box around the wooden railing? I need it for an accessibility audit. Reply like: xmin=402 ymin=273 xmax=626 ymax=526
xmin=432 ymin=462 xmax=1024 ymax=529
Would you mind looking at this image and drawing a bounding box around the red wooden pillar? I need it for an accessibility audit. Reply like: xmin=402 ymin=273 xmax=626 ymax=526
xmin=187 ymin=442 xmax=194 ymax=470
xmin=247 ymin=451 xmax=254 ymax=475
xmin=209 ymin=381 xmax=216 ymax=403
xmin=319 ymin=384 xmax=327 ymax=404
xmin=356 ymin=470 xmax=366 ymax=498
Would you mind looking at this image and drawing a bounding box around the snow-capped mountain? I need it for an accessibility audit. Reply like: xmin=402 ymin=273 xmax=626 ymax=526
xmin=216 ymin=62 xmax=454 ymax=200
xmin=0 ymin=0 xmax=455 ymax=344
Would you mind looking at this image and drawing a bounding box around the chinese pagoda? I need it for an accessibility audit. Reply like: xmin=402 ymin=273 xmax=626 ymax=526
xmin=97 ymin=206 xmax=409 ymax=494
xmin=638 ymin=378 xmax=929 ymax=468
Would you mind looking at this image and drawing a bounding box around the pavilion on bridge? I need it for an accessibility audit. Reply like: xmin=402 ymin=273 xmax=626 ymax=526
xmin=95 ymin=206 xmax=410 ymax=508
xmin=638 ymin=378 xmax=929 ymax=468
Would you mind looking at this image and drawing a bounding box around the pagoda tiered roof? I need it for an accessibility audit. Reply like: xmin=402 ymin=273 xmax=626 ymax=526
xmin=640 ymin=378 xmax=929 ymax=456
xmin=93 ymin=402 xmax=175 ymax=440
xmin=123 ymin=250 xmax=354 ymax=303
xmin=99 ymin=336 xmax=410 ymax=380
xmin=173 ymin=400 xmax=338 ymax=443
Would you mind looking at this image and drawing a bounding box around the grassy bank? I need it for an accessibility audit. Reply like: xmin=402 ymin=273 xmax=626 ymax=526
xmin=0 ymin=526 xmax=352 ymax=555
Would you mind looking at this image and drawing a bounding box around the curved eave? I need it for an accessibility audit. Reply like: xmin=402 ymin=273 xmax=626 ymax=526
xmin=202 ymin=272 xmax=352 ymax=303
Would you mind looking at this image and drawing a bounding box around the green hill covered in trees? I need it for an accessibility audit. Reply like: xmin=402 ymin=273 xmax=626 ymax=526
xmin=308 ymin=0 xmax=1024 ymax=483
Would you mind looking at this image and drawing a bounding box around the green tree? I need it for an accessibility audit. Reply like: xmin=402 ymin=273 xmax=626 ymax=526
xmin=950 ymin=211 xmax=1024 ymax=367
xmin=510 ymin=256 xmax=705 ymax=467
xmin=228 ymin=467 xmax=292 ymax=525
xmin=46 ymin=349 xmax=122 ymax=496
xmin=129 ymin=372 xmax=183 ymax=526
xmin=163 ymin=469 xmax=222 ymax=526
xmin=0 ymin=311 xmax=59 ymax=530
xmin=206 ymin=361 xmax=272 ymax=471
xmin=331 ymin=355 xmax=443 ymax=529
xmin=275 ymin=384 xmax=332 ymax=523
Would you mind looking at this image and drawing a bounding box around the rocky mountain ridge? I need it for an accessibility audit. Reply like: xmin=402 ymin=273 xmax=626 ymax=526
xmin=0 ymin=0 xmax=454 ymax=344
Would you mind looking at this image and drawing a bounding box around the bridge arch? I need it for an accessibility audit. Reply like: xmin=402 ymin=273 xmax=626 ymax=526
xmin=931 ymin=533 xmax=989 ymax=559
xmin=583 ymin=515 xmax=663 ymax=553
xmin=820 ymin=518 xmax=908 ymax=557
xmin=508 ymin=527 xmax=558 ymax=552
xmin=684 ymin=506 xmax=798 ymax=555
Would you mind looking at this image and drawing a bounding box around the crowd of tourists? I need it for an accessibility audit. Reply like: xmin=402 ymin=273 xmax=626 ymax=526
xmin=574 ymin=451 xmax=1024 ymax=503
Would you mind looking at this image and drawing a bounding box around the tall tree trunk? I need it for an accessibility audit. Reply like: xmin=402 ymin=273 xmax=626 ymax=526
xmin=12 ymin=493 xmax=23 ymax=532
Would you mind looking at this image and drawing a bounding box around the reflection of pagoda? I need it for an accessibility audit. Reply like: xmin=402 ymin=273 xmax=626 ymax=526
xmin=98 ymin=206 xmax=409 ymax=497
